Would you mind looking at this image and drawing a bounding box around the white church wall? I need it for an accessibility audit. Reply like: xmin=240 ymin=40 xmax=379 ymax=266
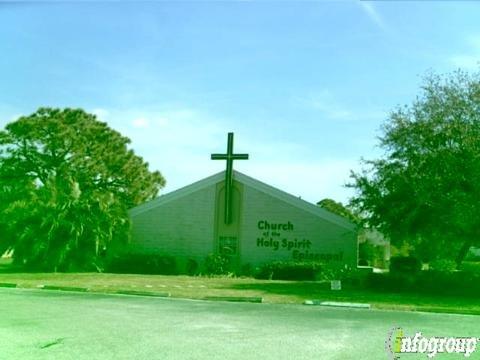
xmin=130 ymin=185 xmax=216 ymax=270
xmin=240 ymin=184 xmax=357 ymax=268
xmin=129 ymin=171 xmax=357 ymax=274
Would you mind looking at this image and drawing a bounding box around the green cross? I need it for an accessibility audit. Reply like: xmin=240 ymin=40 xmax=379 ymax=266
xmin=211 ymin=132 xmax=249 ymax=224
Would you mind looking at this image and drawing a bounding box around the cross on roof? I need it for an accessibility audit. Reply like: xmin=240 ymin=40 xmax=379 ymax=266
xmin=211 ymin=132 xmax=249 ymax=224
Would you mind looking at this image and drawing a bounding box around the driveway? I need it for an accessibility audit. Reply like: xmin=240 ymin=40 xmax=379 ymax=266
xmin=0 ymin=288 xmax=478 ymax=359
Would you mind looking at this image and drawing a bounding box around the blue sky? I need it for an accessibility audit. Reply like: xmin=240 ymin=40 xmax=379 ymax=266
xmin=1 ymin=1 xmax=479 ymax=204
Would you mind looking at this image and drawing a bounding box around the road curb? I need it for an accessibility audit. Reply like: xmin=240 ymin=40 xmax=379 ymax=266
xmin=304 ymin=300 xmax=371 ymax=309
xmin=115 ymin=290 xmax=171 ymax=297
xmin=204 ymin=296 xmax=263 ymax=303
xmin=42 ymin=285 xmax=88 ymax=292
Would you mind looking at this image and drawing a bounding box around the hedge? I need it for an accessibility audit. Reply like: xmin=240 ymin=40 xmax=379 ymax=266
xmin=255 ymin=261 xmax=323 ymax=281
xmin=389 ymin=256 xmax=422 ymax=274
xmin=366 ymin=270 xmax=480 ymax=297
xmin=106 ymin=251 xmax=177 ymax=275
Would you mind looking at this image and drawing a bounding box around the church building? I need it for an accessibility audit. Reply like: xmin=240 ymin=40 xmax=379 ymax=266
xmin=129 ymin=133 xmax=357 ymax=273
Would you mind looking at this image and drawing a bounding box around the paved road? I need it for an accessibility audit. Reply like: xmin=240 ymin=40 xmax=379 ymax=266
xmin=0 ymin=288 xmax=479 ymax=360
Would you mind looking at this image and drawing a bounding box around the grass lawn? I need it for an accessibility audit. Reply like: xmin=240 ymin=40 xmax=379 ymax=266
xmin=0 ymin=271 xmax=479 ymax=316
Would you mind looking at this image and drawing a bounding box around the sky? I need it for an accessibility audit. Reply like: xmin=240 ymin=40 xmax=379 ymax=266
xmin=1 ymin=1 xmax=479 ymax=205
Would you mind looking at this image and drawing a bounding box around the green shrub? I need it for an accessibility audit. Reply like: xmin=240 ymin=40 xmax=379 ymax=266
xmin=204 ymin=253 xmax=230 ymax=275
xmin=465 ymin=249 xmax=480 ymax=262
xmin=429 ymin=259 xmax=457 ymax=272
xmin=240 ymin=263 xmax=254 ymax=277
xmin=255 ymin=261 xmax=323 ymax=281
xmin=323 ymin=263 xmax=355 ymax=282
xmin=358 ymin=259 xmax=369 ymax=266
xmin=358 ymin=242 xmax=387 ymax=268
xmin=366 ymin=270 xmax=480 ymax=297
xmin=186 ymin=259 xmax=199 ymax=276
xmin=358 ymin=242 xmax=373 ymax=265
xmin=366 ymin=272 xmax=415 ymax=291
xmin=460 ymin=261 xmax=480 ymax=275
xmin=106 ymin=251 xmax=177 ymax=275
xmin=416 ymin=270 xmax=480 ymax=296
xmin=389 ymin=256 xmax=422 ymax=274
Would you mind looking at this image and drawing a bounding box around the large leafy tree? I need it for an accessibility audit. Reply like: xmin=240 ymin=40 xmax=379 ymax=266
xmin=0 ymin=108 xmax=165 ymax=271
xmin=349 ymin=70 xmax=480 ymax=267
xmin=316 ymin=198 xmax=360 ymax=225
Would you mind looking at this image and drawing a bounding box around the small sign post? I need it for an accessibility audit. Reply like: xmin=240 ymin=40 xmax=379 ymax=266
xmin=330 ymin=280 xmax=342 ymax=291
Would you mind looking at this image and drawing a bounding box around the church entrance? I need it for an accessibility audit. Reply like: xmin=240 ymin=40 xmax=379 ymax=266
xmin=211 ymin=132 xmax=248 ymax=273
xmin=214 ymin=182 xmax=244 ymax=272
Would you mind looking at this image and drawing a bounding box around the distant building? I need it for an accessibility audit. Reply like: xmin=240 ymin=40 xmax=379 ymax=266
xmin=358 ymin=228 xmax=390 ymax=268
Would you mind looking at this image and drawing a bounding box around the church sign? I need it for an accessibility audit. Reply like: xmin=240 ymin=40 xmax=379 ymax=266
xmin=256 ymin=220 xmax=344 ymax=262
xmin=129 ymin=133 xmax=357 ymax=273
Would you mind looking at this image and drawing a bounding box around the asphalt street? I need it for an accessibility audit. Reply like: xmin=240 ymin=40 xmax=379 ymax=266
xmin=0 ymin=288 xmax=479 ymax=360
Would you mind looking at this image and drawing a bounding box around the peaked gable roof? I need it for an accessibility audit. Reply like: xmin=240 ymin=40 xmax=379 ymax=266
xmin=130 ymin=170 xmax=356 ymax=231
xmin=129 ymin=171 xmax=226 ymax=217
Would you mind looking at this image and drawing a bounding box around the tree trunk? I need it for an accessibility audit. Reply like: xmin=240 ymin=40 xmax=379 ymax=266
xmin=455 ymin=240 xmax=472 ymax=269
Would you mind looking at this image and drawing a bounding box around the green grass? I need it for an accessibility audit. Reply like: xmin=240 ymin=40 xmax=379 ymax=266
xmin=0 ymin=272 xmax=479 ymax=315
xmin=0 ymin=257 xmax=13 ymax=268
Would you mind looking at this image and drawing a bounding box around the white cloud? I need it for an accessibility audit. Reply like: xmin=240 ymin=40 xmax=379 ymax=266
xmin=0 ymin=104 xmax=369 ymax=204
xmin=132 ymin=117 xmax=150 ymax=128
xmin=293 ymin=90 xmax=386 ymax=123
xmin=450 ymin=55 xmax=479 ymax=70
xmin=295 ymin=90 xmax=354 ymax=121
xmin=99 ymin=106 xmax=361 ymax=205
xmin=247 ymin=159 xmax=360 ymax=205
xmin=0 ymin=111 xmax=27 ymax=128
xmin=155 ymin=117 xmax=169 ymax=127
xmin=358 ymin=2 xmax=386 ymax=31
xmin=91 ymin=108 xmax=109 ymax=120
xmin=105 ymin=106 xmax=227 ymax=177
xmin=9 ymin=114 xmax=22 ymax=122
xmin=449 ymin=35 xmax=480 ymax=70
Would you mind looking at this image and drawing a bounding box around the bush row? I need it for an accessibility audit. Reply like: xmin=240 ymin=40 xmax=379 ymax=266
xmin=255 ymin=261 xmax=324 ymax=280
xmin=106 ymin=251 xmax=480 ymax=290
xmin=105 ymin=251 xmax=231 ymax=276
xmin=105 ymin=251 xmax=346 ymax=280
xmin=460 ymin=261 xmax=480 ymax=274
xmin=389 ymin=256 xmax=422 ymax=274
xmin=366 ymin=270 xmax=480 ymax=297
xmin=106 ymin=251 xmax=178 ymax=275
